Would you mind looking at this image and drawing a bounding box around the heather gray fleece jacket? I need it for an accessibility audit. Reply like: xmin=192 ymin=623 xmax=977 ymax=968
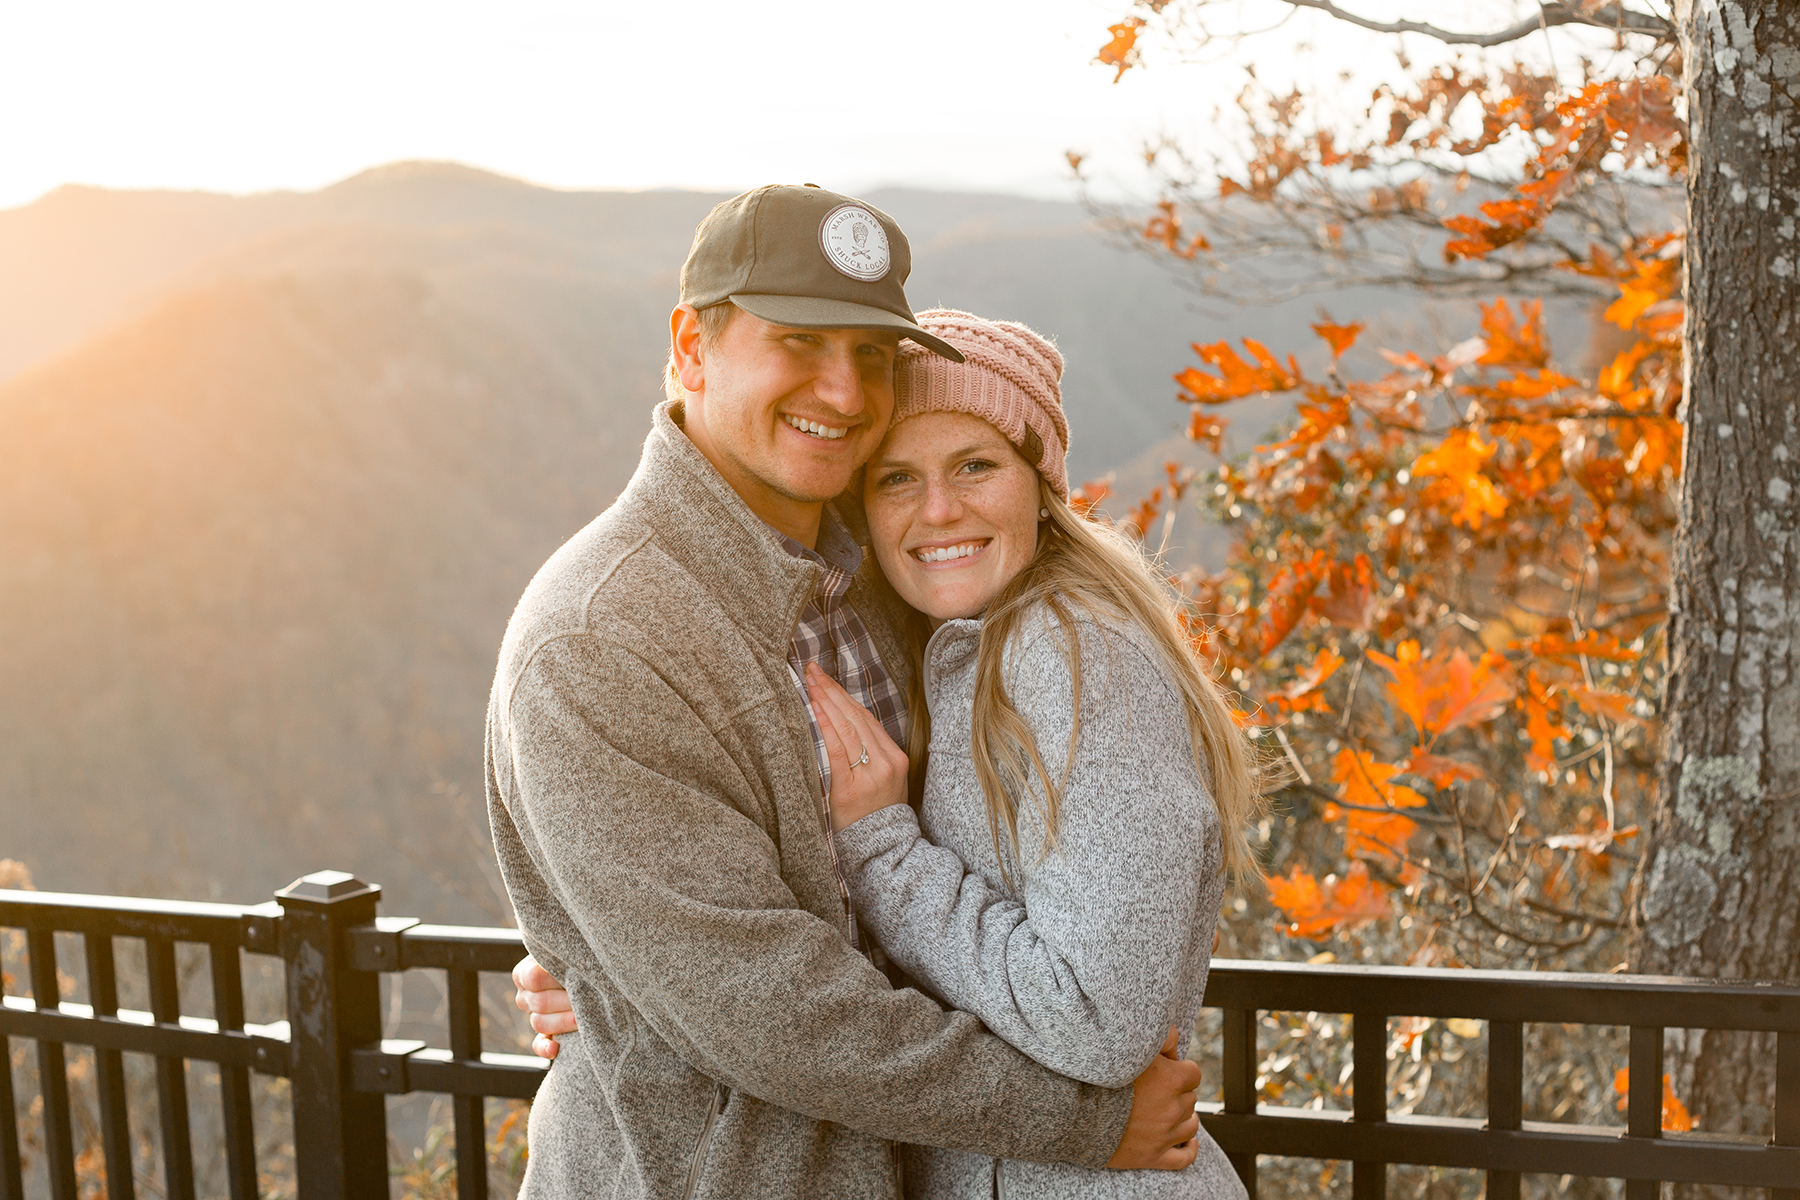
xmin=485 ymin=401 xmax=1132 ymax=1200
xmin=835 ymin=608 xmax=1246 ymax=1199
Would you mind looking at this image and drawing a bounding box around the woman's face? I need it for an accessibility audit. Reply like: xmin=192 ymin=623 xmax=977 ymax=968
xmin=864 ymin=411 xmax=1044 ymax=623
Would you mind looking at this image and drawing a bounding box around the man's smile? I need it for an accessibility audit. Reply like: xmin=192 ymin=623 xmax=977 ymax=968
xmin=783 ymin=414 xmax=850 ymax=441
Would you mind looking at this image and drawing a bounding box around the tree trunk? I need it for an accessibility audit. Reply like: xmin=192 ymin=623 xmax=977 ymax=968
xmin=1634 ymin=0 xmax=1800 ymax=1171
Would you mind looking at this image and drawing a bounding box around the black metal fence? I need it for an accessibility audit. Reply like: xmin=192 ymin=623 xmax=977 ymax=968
xmin=3 ymin=871 xmax=1797 ymax=1199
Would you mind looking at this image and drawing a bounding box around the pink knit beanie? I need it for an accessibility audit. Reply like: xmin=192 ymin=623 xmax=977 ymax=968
xmin=891 ymin=309 xmax=1071 ymax=500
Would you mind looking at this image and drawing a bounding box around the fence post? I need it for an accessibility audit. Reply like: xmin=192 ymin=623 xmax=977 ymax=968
xmin=277 ymin=870 xmax=387 ymax=1197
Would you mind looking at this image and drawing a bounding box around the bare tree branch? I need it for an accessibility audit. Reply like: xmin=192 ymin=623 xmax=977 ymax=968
xmin=1281 ymin=1 xmax=1673 ymax=46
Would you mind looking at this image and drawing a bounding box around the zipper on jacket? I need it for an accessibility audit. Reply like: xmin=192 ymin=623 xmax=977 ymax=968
xmin=682 ymin=1083 xmax=728 ymax=1200
xmin=788 ymin=662 xmax=863 ymax=950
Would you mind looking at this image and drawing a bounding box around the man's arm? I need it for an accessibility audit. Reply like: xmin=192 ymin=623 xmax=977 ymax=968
xmin=511 ymin=955 xmax=1204 ymax=1171
xmin=496 ymin=633 xmax=1174 ymax=1168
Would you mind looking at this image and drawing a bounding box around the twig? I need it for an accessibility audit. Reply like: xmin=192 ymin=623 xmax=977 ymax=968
xmin=1273 ymin=723 xmax=1315 ymax=786
xmin=1278 ymin=1 xmax=1672 ymax=47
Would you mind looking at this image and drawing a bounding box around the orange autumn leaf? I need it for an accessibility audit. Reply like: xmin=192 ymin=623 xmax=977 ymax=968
xmin=1514 ymin=630 xmax=1638 ymax=662
xmin=1163 ymin=461 xmax=1192 ymax=502
xmin=1468 ymin=369 xmax=1581 ymax=414
xmin=1120 ymin=488 xmax=1163 ymax=540
xmin=1372 ymin=640 xmax=1431 ymax=734
xmin=1267 ymin=390 xmax=1351 ymax=450
xmin=1412 ymin=430 xmax=1508 ymax=528
xmin=1442 ymin=174 xmax=1574 ymax=262
xmin=1598 ymin=341 xmax=1657 ymax=408
xmin=1477 ymin=299 xmax=1551 ymax=369
xmin=1612 ymin=1069 xmax=1694 ymax=1132
xmin=1095 ymin=18 xmax=1144 ymax=83
xmin=1519 ymin=668 xmax=1570 ymax=772
xmin=1186 ymin=408 xmax=1228 ymax=453
xmin=1603 ymin=254 xmax=1682 ymax=331
xmin=1272 ymin=646 xmax=1344 ymax=713
xmin=1145 ymin=199 xmax=1209 ymax=258
xmin=1067 ymin=479 xmax=1112 ymax=518
xmin=1331 ymin=749 xmax=1428 ymax=863
xmin=1310 ymin=553 xmax=1377 ymax=630
xmin=1406 ymin=748 xmax=1485 ymax=788
xmin=1624 ymin=419 xmax=1682 ymax=482
xmin=1567 ymin=684 xmax=1636 ymax=725
xmin=1177 ymin=339 xmax=1303 ymax=404
xmin=1312 ymin=319 xmax=1364 ymax=358
xmin=1573 ymin=454 xmax=1628 ymax=510
xmin=1266 ymin=861 xmax=1392 ymax=938
xmin=1256 ymin=551 xmax=1327 ymax=657
xmin=1368 ymin=640 xmax=1515 ymax=743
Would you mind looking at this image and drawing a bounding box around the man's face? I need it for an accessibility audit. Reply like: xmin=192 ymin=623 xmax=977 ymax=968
xmin=684 ymin=311 xmax=900 ymax=518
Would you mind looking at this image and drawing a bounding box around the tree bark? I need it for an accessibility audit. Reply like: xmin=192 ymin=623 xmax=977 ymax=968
xmin=1634 ymin=0 xmax=1800 ymax=1172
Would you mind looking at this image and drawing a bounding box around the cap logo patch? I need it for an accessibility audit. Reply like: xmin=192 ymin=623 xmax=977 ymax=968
xmin=819 ymin=204 xmax=891 ymax=282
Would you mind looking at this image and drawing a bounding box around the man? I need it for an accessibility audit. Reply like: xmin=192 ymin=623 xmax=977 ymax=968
xmin=487 ymin=184 xmax=1201 ymax=1197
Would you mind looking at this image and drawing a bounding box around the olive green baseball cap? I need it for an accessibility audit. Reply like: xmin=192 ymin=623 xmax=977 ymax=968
xmin=679 ymin=184 xmax=965 ymax=362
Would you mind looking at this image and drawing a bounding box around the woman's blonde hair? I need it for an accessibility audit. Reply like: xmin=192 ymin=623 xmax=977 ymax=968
xmin=905 ymin=478 xmax=1268 ymax=885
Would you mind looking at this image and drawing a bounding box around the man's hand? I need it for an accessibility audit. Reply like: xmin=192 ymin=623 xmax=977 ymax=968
xmin=512 ymin=954 xmax=577 ymax=1060
xmin=1105 ymin=1027 xmax=1202 ymax=1171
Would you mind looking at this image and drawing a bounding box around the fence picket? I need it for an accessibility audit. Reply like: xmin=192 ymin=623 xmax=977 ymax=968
xmin=26 ymin=929 xmax=77 ymax=1200
xmin=0 ymin=1024 xmax=23 ymax=1200
xmin=1484 ymin=1019 xmax=1522 ymax=1200
xmin=145 ymin=938 xmax=196 ymax=1200
xmin=82 ymin=933 xmax=135 ymax=1200
xmin=209 ymin=942 xmax=257 ymax=1200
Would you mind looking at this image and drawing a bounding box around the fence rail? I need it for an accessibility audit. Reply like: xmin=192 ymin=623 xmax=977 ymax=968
xmin=1200 ymin=961 xmax=1800 ymax=1199
xmin=4 ymin=872 xmax=1798 ymax=1199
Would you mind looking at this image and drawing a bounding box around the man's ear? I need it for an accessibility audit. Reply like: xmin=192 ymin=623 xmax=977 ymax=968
xmin=670 ymin=304 xmax=706 ymax=394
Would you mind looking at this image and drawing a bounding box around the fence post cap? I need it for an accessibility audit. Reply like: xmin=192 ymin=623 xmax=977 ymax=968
xmin=277 ymin=870 xmax=380 ymax=905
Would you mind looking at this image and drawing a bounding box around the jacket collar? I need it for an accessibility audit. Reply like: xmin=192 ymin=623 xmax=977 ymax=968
xmin=614 ymin=400 xmax=822 ymax=656
xmin=922 ymin=617 xmax=984 ymax=701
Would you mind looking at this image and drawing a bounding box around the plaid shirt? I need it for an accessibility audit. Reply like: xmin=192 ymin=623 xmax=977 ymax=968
xmin=775 ymin=507 xmax=908 ymax=949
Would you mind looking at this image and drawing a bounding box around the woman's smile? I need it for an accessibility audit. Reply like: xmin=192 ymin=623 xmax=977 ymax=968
xmin=911 ymin=538 xmax=991 ymax=566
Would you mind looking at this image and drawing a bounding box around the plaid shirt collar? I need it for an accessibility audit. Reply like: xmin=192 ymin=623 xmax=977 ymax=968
xmin=774 ymin=509 xmax=861 ymax=591
xmin=775 ymin=509 xmax=862 ymax=650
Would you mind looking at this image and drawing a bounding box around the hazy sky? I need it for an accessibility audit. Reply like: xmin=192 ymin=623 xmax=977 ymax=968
xmin=0 ymin=0 xmax=1351 ymax=208
xmin=0 ymin=2 xmax=1599 ymax=210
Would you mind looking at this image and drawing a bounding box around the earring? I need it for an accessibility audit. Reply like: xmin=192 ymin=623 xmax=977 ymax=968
xmin=1039 ymin=506 xmax=1050 ymax=519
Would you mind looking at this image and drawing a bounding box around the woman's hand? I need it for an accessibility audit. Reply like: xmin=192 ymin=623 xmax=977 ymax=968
xmin=512 ymin=954 xmax=577 ymax=1060
xmin=804 ymin=662 xmax=909 ymax=832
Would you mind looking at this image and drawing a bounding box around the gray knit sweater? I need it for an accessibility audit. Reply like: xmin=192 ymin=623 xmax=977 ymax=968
xmin=835 ymin=607 xmax=1246 ymax=1199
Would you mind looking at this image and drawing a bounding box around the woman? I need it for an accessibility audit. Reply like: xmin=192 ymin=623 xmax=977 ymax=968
xmin=518 ymin=310 xmax=1263 ymax=1198
xmin=800 ymin=309 xmax=1259 ymax=1198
